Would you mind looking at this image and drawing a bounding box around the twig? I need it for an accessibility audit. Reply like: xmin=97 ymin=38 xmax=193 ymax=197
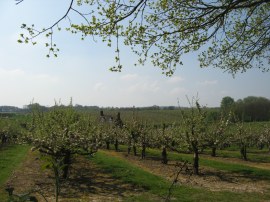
xmin=164 ymin=161 xmax=192 ymax=202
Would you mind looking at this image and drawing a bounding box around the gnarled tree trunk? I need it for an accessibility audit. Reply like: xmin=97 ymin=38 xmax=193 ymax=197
xmin=193 ymin=148 xmax=199 ymax=175
xmin=162 ymin=147 xmax=168 ymax=164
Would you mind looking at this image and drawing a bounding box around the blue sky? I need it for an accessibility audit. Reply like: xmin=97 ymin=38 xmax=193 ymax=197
xmin=0 ymin=1 xmax=269 ymax=108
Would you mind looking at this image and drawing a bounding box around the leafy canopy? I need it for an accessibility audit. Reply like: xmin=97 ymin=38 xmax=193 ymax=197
xmin=22 ymin=104 xmax=101 ymax=156
xmin=17 ymin=0 xmax=270 ymax=76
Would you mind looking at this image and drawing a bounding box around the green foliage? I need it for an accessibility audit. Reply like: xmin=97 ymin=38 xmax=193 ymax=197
xmin=0 ymin=117 xmax=25 ymax=145
xmin=23 ymin=104 xmax=102 ymax=156
xmin=220 ymin=96 xmax=235 ymax=114
xmin=204 ymin=113 xmax=231 ymax=156
xmin=17 ymin=0 xmax=270 ymax=75
xmin=21 ymin=103 xmax=102 ymax=201
xmin=176 ymin=100 xmax=208 ymax=174
xmin=234 ymin=96 xmax=270 ymax=122
xmin=261 ymin=123 xmax=270 ymax=150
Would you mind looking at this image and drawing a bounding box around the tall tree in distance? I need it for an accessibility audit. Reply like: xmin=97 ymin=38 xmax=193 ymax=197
xmin=234 ymin=96 xmax=270 ymax=121
xmin=16 ymin=0 xmax=270 ymax=75
xmin=220 ymin=96 xmax=235 ymax=114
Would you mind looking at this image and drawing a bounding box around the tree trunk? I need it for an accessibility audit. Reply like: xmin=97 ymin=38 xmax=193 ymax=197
xmin=211 ymin=147 xmax=216 ymax=157
xmin=53 ymin=161 xmax=60 ymax=202
xmin=62 ymin=151 xmax=71 ymax=179
xmin=106 ymin=141 xmax=110 ymax=150
xmin=133 ymin=145 xmax=137 ymax=156
xmin=127 ymin=139 xmax=131 ymax=154
xmin=162 ymin=147 xmax=168 ymax=164
xmin=240 ymin=145 xmax=247 ymax=161
xmin=258 ymin=143 xmax=263 ymax=150
xmin=193 ymin=149 xmax=199 ymax=175
xmin=114 ymin=139 xmax=119 ymax=151
xmin=141 ymin=144 xmax=146 ymax=159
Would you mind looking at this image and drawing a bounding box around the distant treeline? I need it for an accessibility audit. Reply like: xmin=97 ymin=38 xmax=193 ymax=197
xmin=1 ymin=95 xmax=270 ymax=122
xmin=0 ymin=104 xmax=177 ymax=113
xmin=221 ymin=96 xmax=270 ymax=122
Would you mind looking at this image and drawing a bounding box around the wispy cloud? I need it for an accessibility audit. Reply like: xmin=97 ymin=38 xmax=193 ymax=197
xmin=93 ymin=82 xmax=106 ymax=91
xmin=199 ymin=80 xmax=218 ymax=85
xmin=0 ymin=68 xmax=59 ymax=83
xmin=167 ymin=76 xmax=185 ymax=83
xmin=120 ymin=73 xmax=138 ymax=81
xmin=128 ymin=81 xmax=160 ymax=93
xmin=169 ymin=87 xmax=188 ymax=95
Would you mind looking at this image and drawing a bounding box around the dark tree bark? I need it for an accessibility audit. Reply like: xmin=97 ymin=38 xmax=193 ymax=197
xmin=211 ymin=147 xmax=217 ymax=157
xmin=193 ymin=149 xmax=199 ymax=175
xmin=240 ymin=145 xmax=248 ymax=161
xmin=62 ymin=151 xmax=71 ymax=179
xmin=141 ymin=144 xmax=146 ymax=159
xmin=106 ymin=141 xmax=110 ymax=150
xmin=133 ymin=145 xmax=137 ymax=156
xmin=127 ymin=139 xmax=131 ymax=154
xmin=162 ymin=147 xmax=168 ymax=164
xmin=114 ymin=139 xmax=119 ymax=151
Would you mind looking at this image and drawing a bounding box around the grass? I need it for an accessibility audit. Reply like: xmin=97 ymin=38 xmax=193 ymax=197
xmin=203 ymin=148 xmax=270 ymax=163
xmin=0 ymin=144 xmax=30 ymax=200
xmin=0 ymin=144 xmax=29 ymax=185
xmin=152 ymin=149 xmax=270 ymax=180
xmin=90 ymin=150 xmax=270 ymax=201
xmin=118 ymin=145 xmax=270 ymax=181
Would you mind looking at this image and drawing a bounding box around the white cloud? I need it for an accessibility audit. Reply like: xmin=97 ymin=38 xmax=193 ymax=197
xmin=0 ymin=68 xmax=59 ymax=83
xmin=220 ymin=90 xmax=229 ymax=95
xmin=128 ymin=81 xmax=160 ymax=93
xmin=167 ymin=76 xmax=185 ymax=83
xmin=93 ymin=82 xmax=106 ymax=91
xmin=199 ymin=80 xmax=218 ymax=85
xmin=0 ymin=68 xmax=61 ymax=107
xmin=120 ymin=73 xmax=138 ymax=81
xmin=169 ymin=87 xmax=188 ymax=95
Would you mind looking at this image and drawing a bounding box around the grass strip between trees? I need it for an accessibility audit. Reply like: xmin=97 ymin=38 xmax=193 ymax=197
xmin=0 ymin=144 xmax=30 ymax=185
xmin=117 ymin=145 xmax=270 ymax=180
xmin=0 ymin=144 xmax=30 ymax=200
xmin=90 ymin=150 xmax=270 ymax=202
xmin=202 ymin=148 xmax=270 ymax=163
xmin=145 ymin=148 xmax=270 ymax=181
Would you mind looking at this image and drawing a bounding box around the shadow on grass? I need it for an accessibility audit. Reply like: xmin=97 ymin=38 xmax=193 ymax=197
xmin=119 ymin=148 xmax=270 ymax=183
xmin=56 ymin=156 xmax=143 ymax=199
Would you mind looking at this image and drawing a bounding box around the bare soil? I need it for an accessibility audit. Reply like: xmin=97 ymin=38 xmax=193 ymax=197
xmin=5 ymin=149 xmax=270 ymax=202
xmin=5 ymin=150 xmax=143 ymax=202
xmin=103 ymin=150 xmax=270 ymax=193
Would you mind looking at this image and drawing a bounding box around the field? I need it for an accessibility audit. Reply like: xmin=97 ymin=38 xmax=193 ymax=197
xmin=1 ymin=109 xmax=270 ymax=201
xmin=1 ymin=145 xmax=270 ymax=201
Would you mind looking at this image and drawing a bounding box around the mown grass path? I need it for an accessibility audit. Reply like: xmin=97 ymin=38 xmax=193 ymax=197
xmin=92 ymin=150 xmax=270 ymax=201
xmin=0 ymin=144 xmax=29 ymax=185
xmin=0 ymin=144 xmax=30 ymax=200
xmin=2 ymin=145 xmax=270 ymax=201
xmin=139 ymin=148 xmax=270 ymax=181
xmin=2 ymin=148 xmax=144 ymax=201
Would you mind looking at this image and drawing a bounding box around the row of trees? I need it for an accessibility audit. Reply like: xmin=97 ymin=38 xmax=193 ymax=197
xmin=0 ymin=118 xmax=22 ymax=147
xmin=103 ymin=100 xmax=270 ymax=175
xmin=20 ymin=104 xmax=102 ymax=201
xmin=221 ymin=96 xmax=270 ymax=122
xmin=2 ymin=101 xmax=269 ymax=201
